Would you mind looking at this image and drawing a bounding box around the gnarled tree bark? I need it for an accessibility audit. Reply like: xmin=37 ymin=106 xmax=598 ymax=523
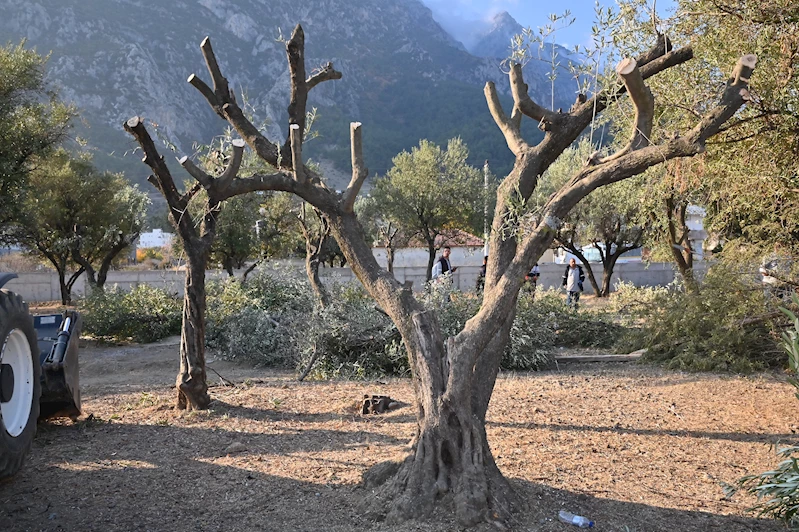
xmin=124 ymin=24 xmax=757 ymax=526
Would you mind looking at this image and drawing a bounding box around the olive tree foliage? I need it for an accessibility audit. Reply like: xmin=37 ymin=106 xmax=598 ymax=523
xmin=9 ymin=150 xmax=148 ymax=304
xmin=610 ymin=0 xmax=799 ymax=261
xmin=369 ymin=139 xmax=485 ymax=280
xmin=124 ymin=23 xmax=756 ymax=527
xmin=0 ymin=41 xmax=74 ymax=227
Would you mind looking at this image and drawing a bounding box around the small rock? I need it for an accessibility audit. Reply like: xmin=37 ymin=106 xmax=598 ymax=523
xmin=225 ymin=442 xmax=247 ymax=454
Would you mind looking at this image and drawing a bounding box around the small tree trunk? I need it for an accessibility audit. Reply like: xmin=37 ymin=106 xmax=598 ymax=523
xmin=665 ymin=196 xmax=697 ymax=292
xmin=582 ymin=261 xmax=600 ymax=296
xmin=386 ymin=245 xmax=395 ymax=274
xmin=305 ymin=250 xmax=331 ymax=308
xmin=176 ymin=251 xmax=211 ymax=410
xmin=600 ymin=254 xmax=621 ymax=296
xmin=240 ymin=260 xmax=260 ymax=283
xmin=58 ymin=273 xmax=71 ymax=305
xmin=426 ymin=239 xmax=436 ymax=281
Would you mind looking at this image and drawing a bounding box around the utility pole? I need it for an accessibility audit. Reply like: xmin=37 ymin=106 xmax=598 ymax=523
xmin=483 ymin=160 xmax=490 ymax=258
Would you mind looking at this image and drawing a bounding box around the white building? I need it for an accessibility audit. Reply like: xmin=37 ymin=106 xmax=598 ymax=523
xmin=137 ymin=229 xmax=174 ymax=249
xmin=686 ymin=205 xmax=708 ymax=260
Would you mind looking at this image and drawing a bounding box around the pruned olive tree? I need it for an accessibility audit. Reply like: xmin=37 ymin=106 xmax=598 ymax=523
xmin=124 ymin=26 xmax=756 ymax=527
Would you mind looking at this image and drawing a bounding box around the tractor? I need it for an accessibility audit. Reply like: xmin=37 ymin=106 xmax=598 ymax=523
xmin=0 ymin=274 xmax=81 ymax=479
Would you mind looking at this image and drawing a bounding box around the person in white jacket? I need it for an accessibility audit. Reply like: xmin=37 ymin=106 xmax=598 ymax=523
xmin=561 ymin=258 xmax=585 ymax=310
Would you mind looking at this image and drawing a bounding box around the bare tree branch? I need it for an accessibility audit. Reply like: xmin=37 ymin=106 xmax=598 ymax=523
xmin=597 ymin=57 xmax=654 ymax=164
xmin=124 ymin=117 xmax=196 ymax=237
xmin=200 ymin=36 xmax=233 ymax=107
xmin=188 ymin=37 xmax=281 ymax=166
xmin=187 ymin=74 xmax=218 ymax=115
xmin=124 ymin=118 xmax=181 ymax=208
xmin=218 ymin=138 xmax=246 ymax=191
xmin=572 ymin=45 xmax=694 ymax=127
xmin=484 ymin=82 xmax=528 ymax=156
xmin=342 ymin=122 xmax=368 ymax=213
xmin=220 ymin=102 xmax=281 ymax=165
xmin=509 ymin=63 xmax=562 ymax=130
xmin=284 ymin=25 xmax=308 ymax=161
xmin=306 ymin=62 xmax=342 ymax=91
xmin=179 ymin=155 xmax=213 ymax=189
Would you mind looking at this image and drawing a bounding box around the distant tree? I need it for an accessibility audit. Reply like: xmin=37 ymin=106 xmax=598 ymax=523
xmin=297 ymin=203 xmax=332 ymax=307
xmin=71 ymin=177 xmax=149 ymax=290
xmin=208 ymin=192 xmax=261 ymax=276
xmin=370 ymin=139 xmax=484 ymax=280
xmin=556 ymin=177 xmax=647 ymax=296
xmin=635 ymin=160 xmax=704 ymax=289
xmin=10 ymin=150 xmax=147 ymax=303
xmin=0 ymin=41 xmax=74 ymax=227
xmin=356 ymin=195 xmax=408 ymax=274
xmin=254 ymin=192 xmax=303 ymax=261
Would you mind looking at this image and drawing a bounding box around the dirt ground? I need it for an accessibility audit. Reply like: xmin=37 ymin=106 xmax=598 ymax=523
xmin=2 ymin=339 xmax=797 ymax=532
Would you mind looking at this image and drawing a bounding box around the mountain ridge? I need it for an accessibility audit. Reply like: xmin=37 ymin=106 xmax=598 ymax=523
xmin=1 ymin=0 xmax=576 ymax=189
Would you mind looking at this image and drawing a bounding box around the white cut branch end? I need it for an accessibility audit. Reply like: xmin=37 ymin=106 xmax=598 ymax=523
xmin=616 ymin=57 xmax=637 ymax=76
xmin=741 ymin=54 xmax=758 ymax=69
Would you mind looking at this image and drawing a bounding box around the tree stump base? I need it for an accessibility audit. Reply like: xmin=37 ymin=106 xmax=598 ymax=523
xmin=361 ymin=394 xmax=394 ymax=414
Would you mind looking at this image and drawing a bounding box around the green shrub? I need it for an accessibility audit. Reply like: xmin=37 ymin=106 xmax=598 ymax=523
xmin=206 ymin=272 xmax=627 ymax=377
xmin=725 ymin=444 xmax=799 ymax=528
xmin=625 ymin=265 xmax=783 ymax=372
xmin=608 ymin=280 xmax=672 ymax=326
xmin=298 ymin=282 xmax=405 ymax=380
xmin=81 ymin=284 xmax=182 ymax=343
xmin=205 ymin=270 xmax=313 ymax=366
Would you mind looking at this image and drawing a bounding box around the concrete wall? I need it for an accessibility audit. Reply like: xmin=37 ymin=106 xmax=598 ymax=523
xmin=3 ymin=260 xmax=707 ymax=302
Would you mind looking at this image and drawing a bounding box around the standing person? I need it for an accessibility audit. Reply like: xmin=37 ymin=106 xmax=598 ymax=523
xmin=525 ymin=263 xmax=541 ymax=296
xmin=431 ymin=246 xmax=457 ymax=281
xmin=562 ymin=258 xmax=585 ymax=309
xmin=476 ymin=255 xmax=488 ymax=292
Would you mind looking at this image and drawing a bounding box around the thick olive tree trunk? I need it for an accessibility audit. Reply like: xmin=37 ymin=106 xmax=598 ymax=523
xmin=359 ymin=307 xmax=518 ymax=526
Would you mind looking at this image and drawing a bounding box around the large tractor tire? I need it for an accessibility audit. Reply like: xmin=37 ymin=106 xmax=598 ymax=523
xmin=0 ymin=289 xmax=40 ymax=479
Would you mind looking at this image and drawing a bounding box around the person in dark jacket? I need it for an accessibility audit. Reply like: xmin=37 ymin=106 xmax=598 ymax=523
xmin=431 ymin=246 xmax=457 ymax=281
xmin=475 ymin=255 xmax=488 ymax=292
xmin=562 ymin=258 xmax=585 ymax=309
xmin=525 ymin=263 xmax=541 ymax=297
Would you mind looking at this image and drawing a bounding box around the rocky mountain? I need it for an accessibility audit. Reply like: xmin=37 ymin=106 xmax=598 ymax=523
xmin=0 ymin=0 xmax=577 ymax=190
xmin=469 ymin=11 xmax=525 ymax=60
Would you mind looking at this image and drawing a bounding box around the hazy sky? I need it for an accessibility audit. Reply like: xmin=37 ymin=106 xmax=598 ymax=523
xmin=420 ymin=0 xmax=675 ymax=49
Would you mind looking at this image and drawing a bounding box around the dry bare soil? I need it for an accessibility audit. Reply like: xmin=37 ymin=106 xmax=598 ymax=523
xmin=2 ymin=340 xmax=797 ymax=531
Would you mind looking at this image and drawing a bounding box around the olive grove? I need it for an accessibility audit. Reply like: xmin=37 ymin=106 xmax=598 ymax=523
xmin=124 ymin=25 xmax=756 ymax=527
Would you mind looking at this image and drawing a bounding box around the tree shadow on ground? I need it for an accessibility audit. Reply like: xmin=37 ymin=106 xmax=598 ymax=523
xmin=1 ymin=421 xmax=785 ymax=532
xmin=207 ymin=398 xmax=415 ymax=426
xmin=487 ymin=419 xmax=799 ymax=445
